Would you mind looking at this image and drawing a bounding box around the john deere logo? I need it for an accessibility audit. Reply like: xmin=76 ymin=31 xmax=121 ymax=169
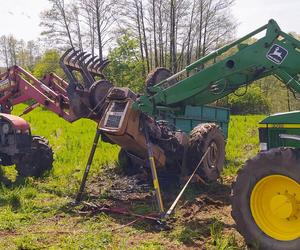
xmin=266 ymin=44 xmax=288 ymax=64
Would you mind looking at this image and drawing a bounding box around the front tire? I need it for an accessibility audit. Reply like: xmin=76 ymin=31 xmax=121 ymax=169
xmin=16 ymin=136 xmax=53 ymax=177
xmin=231 ymin=147 xmax=300 ymax=250
xmin=187 ymin=123 xmax=225 ymax=181
xmin=117 ymin=149 xmax=140 ymax=175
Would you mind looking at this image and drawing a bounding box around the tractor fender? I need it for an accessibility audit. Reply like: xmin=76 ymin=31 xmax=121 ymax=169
xmin=0 ymin=113 xmax=30 ymax=133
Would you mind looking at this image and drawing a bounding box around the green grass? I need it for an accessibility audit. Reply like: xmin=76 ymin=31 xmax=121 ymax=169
xmin=0 ymin=105 xmax=264 ymax=249
xmin=223 ymin=115 xmax=265 ymax=175
xmin=209 ymin=219 xmax=239 ymax=250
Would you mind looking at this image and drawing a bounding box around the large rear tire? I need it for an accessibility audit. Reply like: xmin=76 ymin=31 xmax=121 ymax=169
xmin=145 ymin=67 xmax=176 ymax=93
xmin=187 ymin=123 xmax=225 ymax=181
xmin=16 ymin=136 xmax=53 ymax=177
xmin=231 ymin=147 xmax=300 ymax=250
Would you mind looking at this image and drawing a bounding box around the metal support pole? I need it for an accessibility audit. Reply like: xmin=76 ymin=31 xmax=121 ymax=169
xmin=75 ymin=129 xmax=101 ymax=204
xmin=143 ymin=118 xmax=165 ymax=215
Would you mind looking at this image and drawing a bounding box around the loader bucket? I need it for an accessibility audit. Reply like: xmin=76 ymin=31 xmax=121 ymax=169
xmin=59 ymin=48 xmax=112 ymax=120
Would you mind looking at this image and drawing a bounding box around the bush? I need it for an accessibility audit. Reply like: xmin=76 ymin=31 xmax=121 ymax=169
xmin=228 ymin=86 xmax=270 ymax=115
xmin=33 ymin=50 xmax=64 ymax=78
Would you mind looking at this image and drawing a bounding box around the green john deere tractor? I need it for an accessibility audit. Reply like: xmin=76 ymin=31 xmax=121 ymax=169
xmin=133 ymin=19 xmax=300 ymax=249
xmin=231 ymin=111 xmax=300 ymax=249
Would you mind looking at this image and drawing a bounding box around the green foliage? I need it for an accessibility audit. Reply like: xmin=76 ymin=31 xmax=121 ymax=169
xmin=33 ymin=50 xmax=64 ymax=78
xmin=106 ymin=34 xmax=145 ymax=93
xmin=227 ymin=86 xmax=270 ymax=115
xmin=210 ymin=219 xmax=239 ymax=250
xmin=175 ymin=227 xmax=201 ymax=244
xmin=223 ymin=115 xmax=264 ymax=175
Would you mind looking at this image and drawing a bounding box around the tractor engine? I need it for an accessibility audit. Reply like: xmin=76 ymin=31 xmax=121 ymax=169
xmin=97 ymin=87 xmax=187 ymax=175
xmin=58 ymin=49 xmax=226 ymax=180
xmin=58 ymin=49 xmax=188 ymax=176
xmin=0 ymin=113 xmax=31 ymax=165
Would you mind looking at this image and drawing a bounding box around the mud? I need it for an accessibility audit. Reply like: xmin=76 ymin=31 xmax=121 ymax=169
xmin=81 ymin=169 xmax=245 ymax=248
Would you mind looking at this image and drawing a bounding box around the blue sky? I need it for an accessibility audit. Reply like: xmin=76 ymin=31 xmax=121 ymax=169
xmin=0 ymin=0 xmax=299 ymax=41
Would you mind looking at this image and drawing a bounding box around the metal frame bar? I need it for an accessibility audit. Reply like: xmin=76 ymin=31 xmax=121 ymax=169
xmin=143 ymin=116 xmax=165 ymax=215
xmin=279 ymin=134 xmax=300 ymax=142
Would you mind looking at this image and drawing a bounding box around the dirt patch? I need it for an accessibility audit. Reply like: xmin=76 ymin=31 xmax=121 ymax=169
xmin=81 ymin=170 xmax=246 ymax=249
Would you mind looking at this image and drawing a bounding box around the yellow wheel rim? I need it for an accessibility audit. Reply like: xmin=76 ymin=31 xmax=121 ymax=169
xmin=250 ymin=175 xmax=300 ymax=241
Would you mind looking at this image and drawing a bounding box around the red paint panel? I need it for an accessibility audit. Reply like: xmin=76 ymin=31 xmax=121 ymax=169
xmin=0 ymin=113 xmax=30 ymax=132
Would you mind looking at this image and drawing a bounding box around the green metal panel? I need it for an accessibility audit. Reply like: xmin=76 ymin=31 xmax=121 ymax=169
xmin=259 ymin=111 xmax=300 ymax=148
xmin=260 ymin=111 xmax=300 ymax=124
xmin=268 ymin=128 xmax=300 ymax=148
xmin=160 ymin=105 xmax=230 ymax=138
xmin=174 ymin=118 xmax=192 ymax=133
xmin=221 ymin=123 xmax=229 ymax=138
xmin=185 ymin=105 xmax=202 ymax=117
xmin=191 ymin=119 xmax=201 ymax=128
xmin=202 ymin=107 xmax=217 ymax=121
xmin=216 ymin=109 xmax=230 ymax=123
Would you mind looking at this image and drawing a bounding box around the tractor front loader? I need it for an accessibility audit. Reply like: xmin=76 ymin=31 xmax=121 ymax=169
xmin=1 ymin=18 xmax=300 ymax=249
xmin=0 ymin=48 xmax=227 ymax=182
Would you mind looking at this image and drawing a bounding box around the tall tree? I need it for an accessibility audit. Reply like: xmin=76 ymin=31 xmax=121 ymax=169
xmin=0 ymin=36 xmax=9 ymax=68
xmin=82 ymin=0 xmax=118 ymax=61
xmin=151 ymin=0 xmax=159 ymax=67
xmin=40 ymin=0 xmax=75 ymax=48
xmin=169 ymin=0 xmax=176 ymax=72
xmin=72 ymin=4 xmax=83 ymax=50
xmin=7 ymin=36 xmax=18 ymax=66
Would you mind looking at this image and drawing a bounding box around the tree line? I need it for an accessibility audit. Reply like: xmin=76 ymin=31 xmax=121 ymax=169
xmin=0 ymin=0 xmax=237 ymax=93
xmin=40 ymin=0 xmax=236 ymax=74
xmin=1 ymin=0 xmax=300 ymax=114
xmin=0 ymin=36 xmax=40 ymax=70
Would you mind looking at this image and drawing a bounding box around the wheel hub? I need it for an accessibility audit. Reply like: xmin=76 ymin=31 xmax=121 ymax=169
xmin=250 ymin=175 xmax=300 ymax=241
xmin=270 ymin=193 xmax=298 ymax=219
xmin=207 ymin=141 xmax=218 ymax=168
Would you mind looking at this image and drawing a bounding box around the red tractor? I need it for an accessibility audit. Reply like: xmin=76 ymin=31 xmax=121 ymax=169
xmin=0 ymin=113 xmax=52 ymax=177
xmin=0 ymin=51 xmax=111 ymax=177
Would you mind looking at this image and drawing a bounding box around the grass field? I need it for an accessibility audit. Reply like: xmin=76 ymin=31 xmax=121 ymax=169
xmin=0 ymin=105 xmax=265 ymax=249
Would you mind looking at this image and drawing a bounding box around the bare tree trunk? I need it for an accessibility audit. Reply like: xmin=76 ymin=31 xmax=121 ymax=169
xmin=169 ymin=0 xmax=177 ymax=72
xmin=140 ymin=0 xmax=150 ymax=73
xmin=95 ymin=0 xmax=103 ymax=60
xmin=134 ymin=0 xmax=146 ymax=75
xmin=196 ymin=0 xmax=204 ymax=58
xmin=149 ymin=34 xmax=153 ymax=70
xmin=55 ymin=0 xmax=74 ymax=48
xmin=157 ymin=0 xmax=164 ymax=67
xmin=0 ymin=36 xmax=9 ymax=68
xmin=152 ymin=0 xmax=158 ymax=68
xmin=186 ymin=0 xmax=196 ymax=72
xmin=8 ymin=36 xmax=17 ymax=65
xmin=73 ymin=5 xmax=83 ymax=50
xmin=201 ymin=0 xmax=213 ymax=57
xmin=164 ymin=22 xmax=169 ymax=68
xmin=82 ymin=1 xmax=95 ymax=56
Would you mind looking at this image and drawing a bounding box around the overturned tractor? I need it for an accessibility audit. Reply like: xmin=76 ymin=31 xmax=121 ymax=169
xmin=0 ymin=48 xmax=226 ymax=182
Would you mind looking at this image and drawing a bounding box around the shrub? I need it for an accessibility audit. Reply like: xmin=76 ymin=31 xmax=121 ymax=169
xmin=228 ymin=86 xmax=270 ymax=114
